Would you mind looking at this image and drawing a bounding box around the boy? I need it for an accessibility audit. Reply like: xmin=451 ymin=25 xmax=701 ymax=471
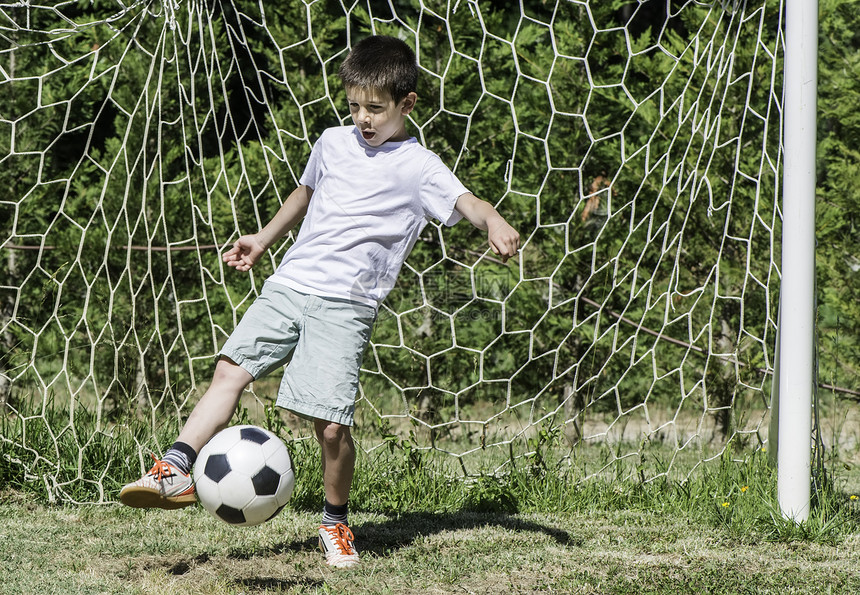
xmin=119 ymin=35 xmax=520 ymax=569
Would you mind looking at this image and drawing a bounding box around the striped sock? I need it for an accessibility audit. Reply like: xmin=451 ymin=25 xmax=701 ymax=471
xmin=321 ymin=500 xmax=349 ymax=527
xmin=161 ymin=441 xmax=197 ymax=476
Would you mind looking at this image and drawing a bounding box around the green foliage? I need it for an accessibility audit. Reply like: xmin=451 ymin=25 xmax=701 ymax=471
xmin=816 ymin=0 xmax=860 ymax=394
xmin=2 ymin=0 xmax=858 ymax=504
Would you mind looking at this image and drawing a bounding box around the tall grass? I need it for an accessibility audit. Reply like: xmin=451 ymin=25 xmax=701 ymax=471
xmin=2 ymin=398 xmax=858 ymax=544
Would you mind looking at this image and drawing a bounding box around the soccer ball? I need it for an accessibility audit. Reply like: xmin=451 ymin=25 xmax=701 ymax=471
xmin=193 ymin=425 xmax=295 ymax=527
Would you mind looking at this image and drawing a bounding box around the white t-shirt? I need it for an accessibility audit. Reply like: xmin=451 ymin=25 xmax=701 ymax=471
xmin=268 ymin=126 xmax=468 ymax=307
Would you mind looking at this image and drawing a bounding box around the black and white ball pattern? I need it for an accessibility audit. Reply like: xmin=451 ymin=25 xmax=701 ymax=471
xmin=193 ymin=425 xmax=295 ymax=527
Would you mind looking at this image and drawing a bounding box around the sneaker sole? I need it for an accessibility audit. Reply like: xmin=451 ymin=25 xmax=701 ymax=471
xmin=119 ymin=486 xmax=197 ymax=510
xmin=325 ymin=556 xmax=360 ymax=569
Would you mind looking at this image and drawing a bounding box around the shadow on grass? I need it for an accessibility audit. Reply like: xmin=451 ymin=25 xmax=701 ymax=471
xmin=234 ymin=511 xmax=581 ymax=560
xmin=169 ymin=548 xmax=326 ymax=591
xmin=358 ymin=511 xmax=582 ymax=554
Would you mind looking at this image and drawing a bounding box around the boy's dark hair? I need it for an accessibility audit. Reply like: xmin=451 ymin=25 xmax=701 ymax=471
xmin=338 ymin=35 xmax=418 ymax=103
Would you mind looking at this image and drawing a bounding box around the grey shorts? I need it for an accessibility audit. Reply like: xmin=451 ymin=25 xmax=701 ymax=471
xmin=219 ymin=281 xmax=376 ymax=426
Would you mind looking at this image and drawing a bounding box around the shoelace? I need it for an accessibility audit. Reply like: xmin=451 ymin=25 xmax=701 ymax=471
xmin=323 ymin=523 xmax=356 ymax=555
xmin=146 ymin=454 xmax=175 ymax=481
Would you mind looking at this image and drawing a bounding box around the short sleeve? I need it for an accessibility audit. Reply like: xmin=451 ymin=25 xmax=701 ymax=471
xmin=299 ymin=133 xmax=325 ymax=190
xmin=419 ymin=154 xmax=468 ymax=227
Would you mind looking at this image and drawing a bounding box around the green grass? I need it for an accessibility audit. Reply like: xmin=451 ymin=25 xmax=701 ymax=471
xmin=3 ymin=400 xmax=860 ymax=592
xmin=1 ymin=490 xmax=859 ymax=594
xmin=2 ymin=437 xmax=860 ymax=594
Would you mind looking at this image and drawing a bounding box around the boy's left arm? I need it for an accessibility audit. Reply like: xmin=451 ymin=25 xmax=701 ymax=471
xmin=454 ymin=193 xmax=520 ymax=262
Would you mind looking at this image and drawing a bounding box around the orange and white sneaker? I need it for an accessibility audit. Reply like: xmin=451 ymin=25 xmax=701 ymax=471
xmin=119 ymin=454 xmax=196 ymax=509
xmin=318 ymin=523 xmax=360 ymax=568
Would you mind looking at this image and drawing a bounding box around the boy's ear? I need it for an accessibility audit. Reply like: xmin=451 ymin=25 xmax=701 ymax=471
xmin=400 ymin=92 xmax=418 ymax=115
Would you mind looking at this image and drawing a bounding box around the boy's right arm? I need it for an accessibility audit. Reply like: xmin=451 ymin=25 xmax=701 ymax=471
xmin=222 ymin=185 xmax=312 ymax=272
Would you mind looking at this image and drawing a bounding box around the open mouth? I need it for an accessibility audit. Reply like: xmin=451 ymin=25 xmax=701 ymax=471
xmin=361 ymin=130 xmax=375 ymax=140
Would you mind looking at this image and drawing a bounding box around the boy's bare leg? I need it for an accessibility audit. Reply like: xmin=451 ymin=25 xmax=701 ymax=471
xmin=119 ymin=357 xmax=253 ymax=509
xmin=177 ymin=357 xmax=255 ymax=452
xmin=315 ymin=419 xmax=360 ymax=568
xmin=314 ymin=419 xmax=356 ymax=505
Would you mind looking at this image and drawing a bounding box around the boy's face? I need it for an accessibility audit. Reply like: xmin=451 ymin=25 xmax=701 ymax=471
xmin=346 ymin=86 xmax=416 ymax=147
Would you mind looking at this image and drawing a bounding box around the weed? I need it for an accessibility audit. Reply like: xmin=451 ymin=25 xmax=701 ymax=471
xmin=1 ymin=398 xmax=859 ymax=545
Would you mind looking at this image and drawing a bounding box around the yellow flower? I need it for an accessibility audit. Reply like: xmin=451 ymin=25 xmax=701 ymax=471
xmin=722 ymin=501 xmax=730 ymax=507
xmin=851 ymin=495 xmax=858 ymax=501
xmin=741 ymin=486 xmax=749 ymax=493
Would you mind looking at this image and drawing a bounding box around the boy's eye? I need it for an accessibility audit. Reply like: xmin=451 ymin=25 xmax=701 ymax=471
xmin=349 ymin=103 xmax=384 ymax=113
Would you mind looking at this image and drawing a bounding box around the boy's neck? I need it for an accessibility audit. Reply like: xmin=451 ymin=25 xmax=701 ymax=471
xmin=384 ymin=126 xmax=411 ymax=143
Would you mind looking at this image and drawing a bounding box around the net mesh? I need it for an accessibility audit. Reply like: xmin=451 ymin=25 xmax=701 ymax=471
xmin=1 ymin=0 xmax=785 ymax=502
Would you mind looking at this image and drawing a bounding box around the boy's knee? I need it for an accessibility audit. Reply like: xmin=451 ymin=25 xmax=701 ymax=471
xmin=315 ymin=420 xmax=352 ymax=448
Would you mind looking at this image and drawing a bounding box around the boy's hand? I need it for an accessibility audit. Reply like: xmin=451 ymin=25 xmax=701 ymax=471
xmin=223 ymin=234 xmax=267 ymax=272
xmin=488 ymin=219 xmax=520 ymax=263
xmin=222 ymin=185 xmax=311 ymax=273
xmin=454 ymin=193 xmax=521 ymax=263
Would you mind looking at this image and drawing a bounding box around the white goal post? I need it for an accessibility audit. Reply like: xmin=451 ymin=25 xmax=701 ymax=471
xmin=774 ymin=0 xmax=818 ymax=522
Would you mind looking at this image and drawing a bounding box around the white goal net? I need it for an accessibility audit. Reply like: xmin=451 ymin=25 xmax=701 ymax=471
xmin=1 ymin=0 xmax=786 ymax=502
